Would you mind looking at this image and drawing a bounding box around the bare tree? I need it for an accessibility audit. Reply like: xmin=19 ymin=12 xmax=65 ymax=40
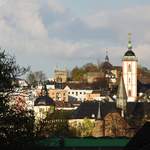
xmin=26 ymin=70 xmax=46 ymax=87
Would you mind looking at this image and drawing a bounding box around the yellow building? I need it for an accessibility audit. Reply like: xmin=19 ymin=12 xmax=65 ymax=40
xmin=85 ymin=91 xmax=101 ymax=101
xmin=48 ymin=89 xmax=68 ymax=102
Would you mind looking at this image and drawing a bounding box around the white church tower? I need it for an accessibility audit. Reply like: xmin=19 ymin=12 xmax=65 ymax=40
xmin=122 ymin=33 xmax=138 ymax=102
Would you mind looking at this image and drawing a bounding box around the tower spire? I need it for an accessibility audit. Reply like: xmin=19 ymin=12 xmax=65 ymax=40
xmin=128 ymin=33 xmax=132 ymax=50
xmin=116 ymin=76 xmax=127 ymax=112
xmin=41 ymin=83 xmax=48 ymax=96
xmin=97 ymin=101 xmax=102 ymax=120
xmin=105 ymin=50 xmax=109 ymax=62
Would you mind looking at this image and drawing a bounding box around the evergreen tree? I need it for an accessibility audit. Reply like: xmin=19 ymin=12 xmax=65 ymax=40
xmin=0 ymin=49 xmax=34 ymax=145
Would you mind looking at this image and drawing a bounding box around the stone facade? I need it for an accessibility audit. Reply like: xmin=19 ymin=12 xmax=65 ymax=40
xmin=69 ymin=112 xmax=134 ymax=137
xmin=48 ymin=89 xmax=68 ymax=102
xmin=92 ymin=120 xmax=104 ymax=137
xmin=54 ymin=69 xmax=68 ymax=83
xmin=104 ymin=112 xmax=131 ymax=137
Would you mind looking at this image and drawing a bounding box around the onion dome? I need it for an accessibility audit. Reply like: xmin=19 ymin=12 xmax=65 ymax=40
xmin=123 ymin=33 xmax=137 ymax=61
xmin=124 ymin=50 xmax=135 ymax=57
xmin=101 ymin=61 xmax=113 ymax=70
xmin=124 ymin=37 xmax=135 ymax=56
xmin=101 ymin=51 xmax=113 ymax=70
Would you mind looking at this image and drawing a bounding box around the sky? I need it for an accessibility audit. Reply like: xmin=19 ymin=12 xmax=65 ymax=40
xmin=0 ymin=0 xmax=150 ymax=78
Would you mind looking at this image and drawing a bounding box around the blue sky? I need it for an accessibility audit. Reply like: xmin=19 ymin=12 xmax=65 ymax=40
xmin=0 ymin=0 xmax=150 ymax=78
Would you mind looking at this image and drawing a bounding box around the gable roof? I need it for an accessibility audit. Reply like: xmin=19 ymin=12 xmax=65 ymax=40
xmin=70 ymin=101 xmax=118 ymax=119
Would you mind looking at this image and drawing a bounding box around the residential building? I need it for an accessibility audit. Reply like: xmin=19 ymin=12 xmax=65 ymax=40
xmin=69 ymin=101 xmax=150 ymax=137
xmin=85 ymin=90 xmax=109 ymax=101
xmin=85 ymin=91 xmax=101 ymax=101
xmin=111 ymin=66 xmax=122 ymax=84
xmin=55 ymin=101 xmax=77 ymax=110
xmin=48 ymin=88 xmax=68 ymax=102
xmin=34 ymin=95 xmax=55 ymax=120
xmin=64 ymin=85 xmax=93 ymax=101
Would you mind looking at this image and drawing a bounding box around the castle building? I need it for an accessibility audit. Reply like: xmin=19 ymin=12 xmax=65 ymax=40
xmin=54 ymin=69 xmax=68 ymax=83
xmin=122 ymin=33 xmax=138 ymax=102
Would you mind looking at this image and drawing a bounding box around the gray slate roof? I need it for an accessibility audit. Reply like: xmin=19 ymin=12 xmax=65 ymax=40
xmin=70 ymin=101 xmax=150 ymax=119
xmin=34 ymin=95 xmax=55 ymax=106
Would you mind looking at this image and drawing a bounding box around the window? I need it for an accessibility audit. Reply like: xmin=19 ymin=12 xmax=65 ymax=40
xmin=76 ymin=92 xmax=78 ymax=96
xmin=72 ymin=92 xmax=74 ymax=94
xmin=80 ymin=92 xmax=82 ymax=94
xmin=39 ymin=108 xmax=44 ymax=112
xmin=129 ymin=78 xmax=131 ymax=83
xmin=128 ymin=64 xmax=131 ymax=72
xmin=47 ymin=108 xmax=51 ymax=112
xmin=128 ymin=90 xmax=131 ymax=96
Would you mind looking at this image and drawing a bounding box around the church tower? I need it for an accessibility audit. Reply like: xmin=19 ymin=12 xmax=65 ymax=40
xmin=122 ymin=33 xmax=138 ymax=102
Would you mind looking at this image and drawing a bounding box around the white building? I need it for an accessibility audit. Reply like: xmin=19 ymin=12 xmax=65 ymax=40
xmin=64 ymin=85 xmax=93 ymax=101
xmin=34 ymin=95 xmax=55 ymax=120
xmin=122 ymin=34 xmax=138 ymax=102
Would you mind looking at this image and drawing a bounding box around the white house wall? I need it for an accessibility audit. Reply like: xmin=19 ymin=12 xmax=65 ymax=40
xmin=64 ymin=86 xmax=93 ymax=101
xmin=123 ymin=60 xmax=137 ymax=102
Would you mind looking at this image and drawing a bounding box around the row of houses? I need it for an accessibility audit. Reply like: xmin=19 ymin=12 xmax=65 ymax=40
xmin=35 ymin=83 xmax=112 ymax=102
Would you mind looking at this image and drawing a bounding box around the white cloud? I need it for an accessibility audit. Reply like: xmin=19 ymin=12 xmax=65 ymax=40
xmin=83 ymin=6 xmax=150 ymax=39
xmin=48 ymin=0 xmax=65 ymax=14
xmin=0 ymin=0 xmax=10 ymax=7
xmin=83 ymin=11 xmax=110 ymax=29
xmin=0 ymin=0 xmax=149 ymax=76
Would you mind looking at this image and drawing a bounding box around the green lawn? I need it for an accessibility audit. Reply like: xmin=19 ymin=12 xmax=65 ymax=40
xmin=36 ymin=137 xmax=130 ymax=147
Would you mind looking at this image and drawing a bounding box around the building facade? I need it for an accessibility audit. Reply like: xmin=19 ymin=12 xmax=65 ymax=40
xmin=54 ymin=69 xmax=68 ymax=83
xmin=64 ymin=85 xmax=93 ymax=101
xmin=48 ymin=88 xmax=68 ymax=102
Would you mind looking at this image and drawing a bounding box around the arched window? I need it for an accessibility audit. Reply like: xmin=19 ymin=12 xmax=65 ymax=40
xmin=129 ymin=77 xmax=131 ymax=84
xmin=128 ymin=64 xmax=131 ymax=72
xmin=128 ymin=90 xmax=131 ymax=96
